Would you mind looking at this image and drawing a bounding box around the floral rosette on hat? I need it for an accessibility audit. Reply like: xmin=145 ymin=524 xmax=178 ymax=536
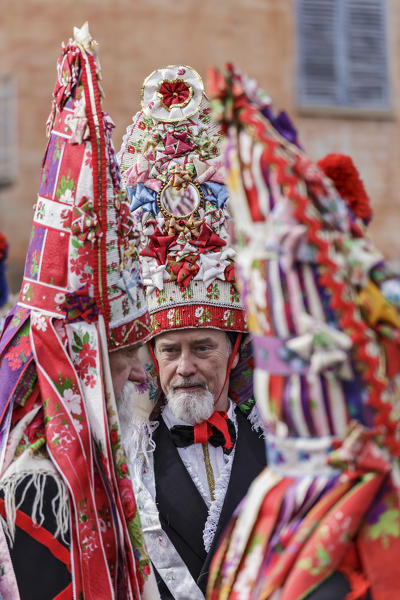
xmin=118 ymin=65 xmax=247 ymax=338
xmin=206 ymin=65 xmax=400 ymax=600
xmin=141 ymin=65 xmax=204 ymax=123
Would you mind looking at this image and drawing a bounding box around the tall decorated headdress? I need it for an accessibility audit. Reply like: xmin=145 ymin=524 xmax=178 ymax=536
xmin=0 ymin=24 xmax=155 ymax=599
xmin=118 ymin=65 xmax=247 ymax=339
xmin=206 ymin=66 xmax=400 ymax=600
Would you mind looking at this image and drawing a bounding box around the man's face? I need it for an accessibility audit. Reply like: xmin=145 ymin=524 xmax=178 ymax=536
xmin=108 ymin=345 xmax=147 ymax=399
xmin=154 ymin=329 xmax=238 ymax=420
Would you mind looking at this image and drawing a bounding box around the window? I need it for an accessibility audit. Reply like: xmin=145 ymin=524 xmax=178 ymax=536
xmin=297 ymin=0 xmax=390 ymax=113
xmin=0 ymin=74 xmax=17 ymax=186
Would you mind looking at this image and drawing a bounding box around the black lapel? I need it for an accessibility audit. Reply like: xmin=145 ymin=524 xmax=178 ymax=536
xmin=197 ymin=410 xmax=267 ymax=592
xmin=153 ymin=419 xmax=209 ymax=578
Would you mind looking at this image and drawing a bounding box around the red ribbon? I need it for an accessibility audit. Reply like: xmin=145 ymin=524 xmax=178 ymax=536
xmin=194 ymin=410 xmax=233 ymax=450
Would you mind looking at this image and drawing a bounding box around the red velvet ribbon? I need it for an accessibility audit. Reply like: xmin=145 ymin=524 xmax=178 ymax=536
xmin=194 ymin=410 xmax=233 ymax=450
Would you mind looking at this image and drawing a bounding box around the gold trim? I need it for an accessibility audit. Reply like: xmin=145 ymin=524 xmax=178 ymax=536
xmin=157 ymin=180 xmax=203 ymax=220
xmin=202 ymin=443 xmax=215 ymax=501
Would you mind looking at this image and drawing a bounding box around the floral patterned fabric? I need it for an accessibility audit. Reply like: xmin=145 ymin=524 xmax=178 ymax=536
xmin=0 ymin=24 xmax=153 ymax=600
xmin=206 ymin=65 xmax=400 ymax=600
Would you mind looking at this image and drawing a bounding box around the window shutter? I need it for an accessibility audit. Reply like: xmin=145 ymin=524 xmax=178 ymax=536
xmin=297 ymin=0 xmax=340 ymax=106
xmin=345 ymin=0 xmax=389 ymax=108
xmin=0 ymin=75 xmax=17 ymax=186
xmin=297 ymin=0 xmax=390 ymax=110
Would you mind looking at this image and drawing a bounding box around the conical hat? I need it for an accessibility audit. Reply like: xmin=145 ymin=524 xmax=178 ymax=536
xmin=20 ymin=23 xmax=149 ymax=349
xmin=0 ymin=24 xmax=152 ymax=598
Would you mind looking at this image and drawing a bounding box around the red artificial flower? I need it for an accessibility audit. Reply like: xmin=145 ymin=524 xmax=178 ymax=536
xmin=121 ymin=463 xmax=128 ymax=474
xmin=317 ymin=153 xmax=372 ymax=223
xmin=110 ymin=429 xmax=118 ymax=445
xmin=159 ymin=80 xmax=191 ymax=109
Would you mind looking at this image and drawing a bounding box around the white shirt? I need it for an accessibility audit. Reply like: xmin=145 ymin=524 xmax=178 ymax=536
xmin=161 ymin=401 xmax=237 ymax=509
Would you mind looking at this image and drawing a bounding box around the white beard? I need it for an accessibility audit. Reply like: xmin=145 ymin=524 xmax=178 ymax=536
xmin=166 ymin=384 xmax=214 ymax=425
xmin=117 ymin=380 xmax=155 ymax=423
xmin=117 ymin=380 xmax=136 ymax=422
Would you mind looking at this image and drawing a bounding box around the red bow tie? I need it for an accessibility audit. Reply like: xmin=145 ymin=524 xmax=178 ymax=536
xmin=169 ymin=411 xmax=236 ymax=454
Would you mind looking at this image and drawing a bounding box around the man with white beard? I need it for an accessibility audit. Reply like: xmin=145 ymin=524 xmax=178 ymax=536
xmin=117 ymin=65 xmax=267 ymax=599
xmin=118 ymin=327 xmax=266 ymax=600
xmin=109 ymin=344 xmax=148 ymax=399
xmin=156 ymin=329 xmax=234 ymax=423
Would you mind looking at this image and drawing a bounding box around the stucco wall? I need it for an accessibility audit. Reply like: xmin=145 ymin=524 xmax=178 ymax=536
xmin=0 ymin=0 xmax=398 ymax=291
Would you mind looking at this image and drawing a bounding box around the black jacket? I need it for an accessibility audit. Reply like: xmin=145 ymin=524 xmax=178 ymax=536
xmin=153 ymin=408 xmax=267 ymax=597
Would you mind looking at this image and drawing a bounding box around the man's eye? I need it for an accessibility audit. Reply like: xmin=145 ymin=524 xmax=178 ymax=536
xmin=162 ymin=347 xmax=178 ymax=355
xmin=196 ymin=346 xmax=209 ymax=352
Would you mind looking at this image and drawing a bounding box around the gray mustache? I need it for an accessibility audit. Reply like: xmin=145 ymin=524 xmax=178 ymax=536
xmin=172 ymin=380 xmax=207 ymax=391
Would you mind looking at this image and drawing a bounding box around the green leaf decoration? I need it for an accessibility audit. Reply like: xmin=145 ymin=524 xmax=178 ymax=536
xmin=73 ymin=331 xmax=83 ymax=349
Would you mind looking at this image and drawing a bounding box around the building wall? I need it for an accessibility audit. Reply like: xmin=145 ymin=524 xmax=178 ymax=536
xmin=0 ymin=0 xmax=398 ymax=292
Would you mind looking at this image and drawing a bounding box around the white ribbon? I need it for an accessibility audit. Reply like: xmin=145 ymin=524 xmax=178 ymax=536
xmin=193 ymin=250 xmax=232 ymax=288
xmin=286 ymin=312 xmax=353 ymax=379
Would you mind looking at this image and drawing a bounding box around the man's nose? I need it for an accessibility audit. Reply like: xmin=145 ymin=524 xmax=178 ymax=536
xmin=176 ymin=350 xmax=196 ymax=377
xmin=128 ymin=360 xmax=147 ymax=384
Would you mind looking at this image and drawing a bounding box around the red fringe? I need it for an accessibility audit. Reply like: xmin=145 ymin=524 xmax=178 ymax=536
xmin=339 ymin=544 xmax=370 ymax=600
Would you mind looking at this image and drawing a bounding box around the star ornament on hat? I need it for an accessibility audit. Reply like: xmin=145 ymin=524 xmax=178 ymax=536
xmin=118 ymin=65 xmax=247 ymax=338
